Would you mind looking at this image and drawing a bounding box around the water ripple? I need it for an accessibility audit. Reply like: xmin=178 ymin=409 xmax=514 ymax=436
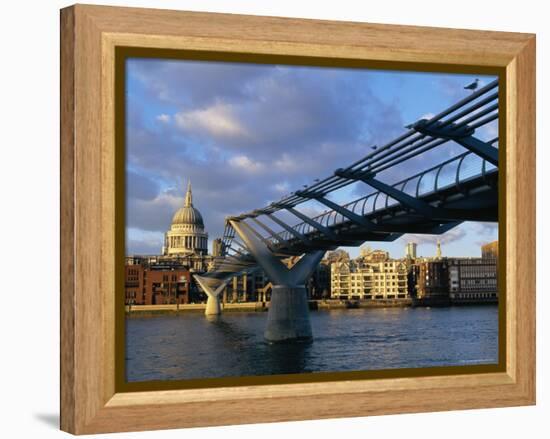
xmin=126 ymin=306 xmax=498 ymax=382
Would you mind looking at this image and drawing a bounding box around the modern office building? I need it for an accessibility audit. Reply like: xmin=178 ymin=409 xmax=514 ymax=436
xmin=448 ymin=257 xmax=498 ymax=304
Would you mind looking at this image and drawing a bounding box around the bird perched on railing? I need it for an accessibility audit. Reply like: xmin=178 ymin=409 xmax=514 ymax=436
xmin=464 ymin=78 xmax=479 ymax=92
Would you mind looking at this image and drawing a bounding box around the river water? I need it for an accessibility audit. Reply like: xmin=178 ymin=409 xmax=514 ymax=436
xmin=125 ymin=306 xmax=498 ymax=382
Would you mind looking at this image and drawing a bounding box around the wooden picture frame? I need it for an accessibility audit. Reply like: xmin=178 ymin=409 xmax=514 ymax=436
xmin=60 ymin=4 xmax=536 ymax=434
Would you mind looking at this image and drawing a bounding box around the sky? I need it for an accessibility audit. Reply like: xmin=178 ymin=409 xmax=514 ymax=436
xmin=125 ymin=58 xmax=498 ymax=259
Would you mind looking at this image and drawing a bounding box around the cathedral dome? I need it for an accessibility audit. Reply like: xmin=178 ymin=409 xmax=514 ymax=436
xmin=172 ymin=206 xmax=204 ymax=227
xmin=171 ymin=181 xmax=204 ymax=228
xmin=163 ymin=180 xmax=208 ymax=257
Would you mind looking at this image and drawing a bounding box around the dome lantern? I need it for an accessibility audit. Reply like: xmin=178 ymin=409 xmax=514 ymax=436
xmin=184 ymin=180 xmax=193 ymax=207
xmin=171 ymin=180 xmax=205 ymax=228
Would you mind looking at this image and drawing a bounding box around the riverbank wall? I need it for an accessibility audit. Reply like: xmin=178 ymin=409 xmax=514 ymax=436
xmin=125 ymin=302 xmax=267 ymax=315
xmin=125 ymin=297 xmax=497 ymax=316
xmin=314 ymin=298 xmax=412 ymax=309
xmin=125 ymin=298 xmax=415 ymax=315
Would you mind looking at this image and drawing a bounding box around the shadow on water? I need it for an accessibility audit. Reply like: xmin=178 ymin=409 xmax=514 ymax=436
xmin=204 ymin=314 xmax=222 ymax=323
xmin=205 ymin=315 xmax=251 ymax=341
xmin=262 ymin=340 xmax=312 ymax=375
xmin=206 ymin=315 xmax=312 ymax=376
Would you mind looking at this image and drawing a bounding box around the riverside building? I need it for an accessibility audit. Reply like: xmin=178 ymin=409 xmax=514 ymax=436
xmin=408 ymin=240 xmax=499 ymax=305
xmin=124 ymin=261 xmax=191 ymax=306
xmin=410 ymin=259 xmax=451 ymax=305
xmin=448 ymin=257 xmax=498 ymax=304
xmin=330 ymin=249 xmax=408 ymax=300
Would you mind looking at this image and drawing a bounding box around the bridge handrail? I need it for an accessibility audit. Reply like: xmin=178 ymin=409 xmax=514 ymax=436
xmin=269 ymin=152 xmax=497 ymax=243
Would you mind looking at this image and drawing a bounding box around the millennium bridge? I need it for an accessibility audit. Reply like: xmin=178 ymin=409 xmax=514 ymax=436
xmin=195 ymin=78 xmax=500 ymax=343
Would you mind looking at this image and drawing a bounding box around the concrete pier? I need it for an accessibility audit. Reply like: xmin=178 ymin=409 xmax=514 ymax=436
xmin=205 ymin=294 xmax=222 ymax=315
xmin=264 ymin=285 xmax=312 ymax=342
xmin=193 ymin=275 xmax=230 ymax=316
xmin=230 ymin=219 xmax=324 ymax=342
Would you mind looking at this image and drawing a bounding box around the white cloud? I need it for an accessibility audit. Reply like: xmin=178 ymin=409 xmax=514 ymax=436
xmin=126 ymin=191 xmax=184 ymax=233
xmin=471 ymin=222 xmax=499 ymax=246
xmin=126 ymin=228 xmax=165 ymax=255
xmin=156 ymin=113 xmax=171 ymax=123
xmin=272 ymin=181 xmax=290 ymax=193
xmin=175 ymin=103 xmax=249 ymax=139
xmin=274 ymin=153 xmax=302 ymax=173
xmin=228 ymin=155 xmax=264 ymax=173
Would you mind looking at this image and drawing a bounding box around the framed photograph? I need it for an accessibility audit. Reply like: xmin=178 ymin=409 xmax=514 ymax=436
xmin=60 ymin=4 xmax=536 ymax=434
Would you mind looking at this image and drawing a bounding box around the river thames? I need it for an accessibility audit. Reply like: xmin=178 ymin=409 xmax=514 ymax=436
xmin=125 ymin=305 xmax=498 ymax=382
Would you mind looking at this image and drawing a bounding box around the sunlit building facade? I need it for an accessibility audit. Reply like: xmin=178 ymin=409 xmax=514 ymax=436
xmin=331 ymin=252 xmax=408 ymax=300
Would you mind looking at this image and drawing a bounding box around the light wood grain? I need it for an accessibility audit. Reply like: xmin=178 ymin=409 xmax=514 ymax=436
xmin=60 ymin=4 xmax=536 ymax=434
xmin=84 ymin=4 xmax=531 ymax=66
xmin=106 ymin=372 xmax=515 ymax=407
xmin=509 ymin=36 xmax=536 ymax=398
xmin=60 ymin=6 xmax=75 ymax=433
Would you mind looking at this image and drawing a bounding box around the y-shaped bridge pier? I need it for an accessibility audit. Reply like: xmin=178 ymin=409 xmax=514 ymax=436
xmin=193 ymin=275 xmax=231 ymax=316
xmin=231 ymin=220 xmax=324 ymax=341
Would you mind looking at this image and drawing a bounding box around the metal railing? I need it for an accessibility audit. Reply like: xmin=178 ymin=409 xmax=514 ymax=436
xmin=269 ymin=150 xmax=498 ymax=243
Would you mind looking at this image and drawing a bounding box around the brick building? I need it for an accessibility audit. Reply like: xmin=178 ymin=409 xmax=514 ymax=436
xmin=124 ymin=263 xmax=191 ymax=306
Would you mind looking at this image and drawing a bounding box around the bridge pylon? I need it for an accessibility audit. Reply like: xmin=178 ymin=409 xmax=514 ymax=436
xmin=193 ymin=275 xmax=231 ymax=316
xmin=230 ymin=219 xmax=324 ymax=343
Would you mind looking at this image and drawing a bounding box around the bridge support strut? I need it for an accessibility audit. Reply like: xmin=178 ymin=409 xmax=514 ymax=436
xmin=193 ymin=275 xmax=231 ymax=316
xmin=230 ymin=220 xmax=324 ymax=342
